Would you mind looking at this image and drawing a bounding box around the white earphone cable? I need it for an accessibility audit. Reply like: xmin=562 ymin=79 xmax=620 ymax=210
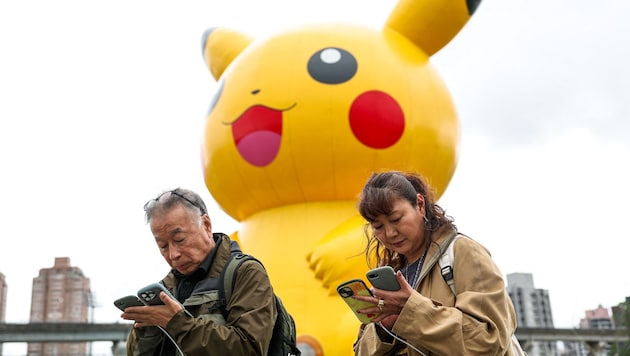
xmin=157 ymin=325 xmax=185 ymax=356
xmin=377 ymin=322 xmax=427 ymax=356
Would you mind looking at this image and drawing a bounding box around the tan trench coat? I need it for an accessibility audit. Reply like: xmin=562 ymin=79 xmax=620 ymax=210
xmin=353 ymin=227 xmax=517 ymax=356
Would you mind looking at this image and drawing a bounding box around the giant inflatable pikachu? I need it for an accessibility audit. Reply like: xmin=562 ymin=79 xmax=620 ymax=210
xmin=200 ymin=0 xmax=481 ymax=354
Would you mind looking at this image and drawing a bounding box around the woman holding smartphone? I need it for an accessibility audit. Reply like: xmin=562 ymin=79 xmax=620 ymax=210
xmin=352 ymin=171 xmax=519 ymax=355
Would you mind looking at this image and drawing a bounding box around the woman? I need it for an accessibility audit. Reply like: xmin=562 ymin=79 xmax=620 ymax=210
xmin=352 ymin=171 xmax=518 ymax=355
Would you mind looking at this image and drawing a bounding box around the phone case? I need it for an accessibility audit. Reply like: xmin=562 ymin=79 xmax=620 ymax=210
xmin=137 ymin=283 xmax=178 ymax=306
xmin=336 ymin=279 xmax=378 ymax=324
xmin=366 ymin=266 xmax=401 ymax=291
xmin=113 ymin=295 xmax=144 ymax=311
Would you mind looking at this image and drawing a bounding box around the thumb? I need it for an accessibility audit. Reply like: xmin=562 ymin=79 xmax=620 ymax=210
xmin=395 ymin=270 xmax=409 ymax=288
xmin=160 ymin=291 xmax=183 ymax=312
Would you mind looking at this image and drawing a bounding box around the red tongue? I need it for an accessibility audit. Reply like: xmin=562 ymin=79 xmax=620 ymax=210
xmin=232 ymin=105 xmax=283 ymax=167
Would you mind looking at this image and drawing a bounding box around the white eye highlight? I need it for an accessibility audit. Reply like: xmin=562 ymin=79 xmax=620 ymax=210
xmin=308 ymin=47 xmax=357 ymax=84
xmin=320 ymin=48 xmax=342 ymax=64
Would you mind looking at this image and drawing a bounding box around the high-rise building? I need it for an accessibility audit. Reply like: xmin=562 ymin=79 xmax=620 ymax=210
xmin=0 ymin=272 xmax=7 ymax=321
xmin=564 ymin=305 xmax=615 ymax=355
xmin=0 ymin=272 xmax=7 ymax=356
xmin=507 ymin=272 xmax=555 ymax=356
xmin=27 ymin=257 xmax=91 ymax=356
xmin=581 ymin=305 xmax=614 ymax=329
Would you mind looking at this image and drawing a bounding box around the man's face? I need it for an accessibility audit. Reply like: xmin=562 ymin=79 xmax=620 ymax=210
xmin=149 ymin=205 xmax=215 ymax=275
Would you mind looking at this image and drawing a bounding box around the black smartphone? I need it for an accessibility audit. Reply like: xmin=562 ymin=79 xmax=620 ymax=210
xmin=113 ymin=295 xmax=144 ymax=311
xmin=366 ymin=266 xmax=401 ymax=291
xmin=336 ymin=279 xmax=379 ymax=324
xmin=137 ymin=283 xmax=178 ymax=306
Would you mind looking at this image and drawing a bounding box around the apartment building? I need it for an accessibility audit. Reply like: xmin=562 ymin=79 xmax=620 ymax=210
xmin=507 ymin=272 xmax=556 ymax=356
xmin=27 ymin=257 xmax=91 ymax=356
xmin=0 ymin=272 xmax=6 ymax=355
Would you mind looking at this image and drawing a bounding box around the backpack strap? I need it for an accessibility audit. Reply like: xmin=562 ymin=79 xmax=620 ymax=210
xmin=438 ymin=233 xmax=463 ymax=295
xmin=416 ymin=230 xmax=458 ymax=284
xmin=217 ymin=253 xmax=302 ymax=356
xmin=217 ymin=253 xmax=258 ymax=319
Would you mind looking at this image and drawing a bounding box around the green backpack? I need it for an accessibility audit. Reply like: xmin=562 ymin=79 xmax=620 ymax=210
xmin=218 ymin=253 xmax=301 ymax=356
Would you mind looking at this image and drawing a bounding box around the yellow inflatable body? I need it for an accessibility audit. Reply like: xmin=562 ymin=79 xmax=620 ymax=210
xmin=200 ymin=0 xmax=481 ymax=354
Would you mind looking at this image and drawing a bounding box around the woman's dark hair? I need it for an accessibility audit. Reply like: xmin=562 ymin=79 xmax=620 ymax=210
xmin=357 ymin=171 xmax=455 ymax=269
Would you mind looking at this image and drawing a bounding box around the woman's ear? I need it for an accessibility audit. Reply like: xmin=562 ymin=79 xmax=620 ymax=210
xmin=416 ymin=193 xmax=426 ymax=212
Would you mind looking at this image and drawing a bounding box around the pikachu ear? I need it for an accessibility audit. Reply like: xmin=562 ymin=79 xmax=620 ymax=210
xmin=201 ymin=27 xmax=254 ymax=80
xmin=385 ymin=0 xmax=481 ymax=56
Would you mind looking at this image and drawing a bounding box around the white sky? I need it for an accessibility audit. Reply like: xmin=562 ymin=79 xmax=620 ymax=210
xmin=1 ymin=0 xmax=629 ymax=353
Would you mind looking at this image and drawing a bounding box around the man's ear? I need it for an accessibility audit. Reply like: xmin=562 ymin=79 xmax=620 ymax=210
xmin=202 ymin=214 xmax=213 ymax=234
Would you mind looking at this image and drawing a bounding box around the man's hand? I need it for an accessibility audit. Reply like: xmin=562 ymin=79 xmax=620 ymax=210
xmin=121 ymin=291 xmax=183 ymax=328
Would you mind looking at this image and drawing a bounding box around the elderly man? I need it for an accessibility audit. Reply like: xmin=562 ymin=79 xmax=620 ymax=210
xmin=121 ymin=188 xmax=276 ymax=355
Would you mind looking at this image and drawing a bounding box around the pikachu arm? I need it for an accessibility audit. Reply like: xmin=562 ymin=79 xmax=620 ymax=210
xmin=227 ymin=229 xmax=244 ymax=250
xmin=306 ymin=215 xmax=373 ymax=295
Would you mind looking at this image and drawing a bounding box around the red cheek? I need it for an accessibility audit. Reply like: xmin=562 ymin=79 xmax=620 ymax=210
xmin=349 ymin=91 xmax=405 ymax=149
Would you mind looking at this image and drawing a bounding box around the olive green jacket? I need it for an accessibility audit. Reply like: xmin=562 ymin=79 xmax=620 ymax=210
xmin=353 ymin=226 xmax=517 ymax=356
xmin=127 ymin=233 xmax=276 ymax=356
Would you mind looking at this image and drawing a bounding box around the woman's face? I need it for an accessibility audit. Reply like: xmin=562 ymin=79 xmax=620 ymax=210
xmin=369 ymin=194 xmax=427 ymax=261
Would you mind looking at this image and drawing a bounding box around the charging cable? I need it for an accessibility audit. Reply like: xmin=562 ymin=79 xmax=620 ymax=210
xmin=377 ymin=322 xmax=427 ymax=356
xmin=139 ymin=300 xmax=191 ymax=356
xmin=156 ymin=325 xmax=185 ymax=356
xmin=156 ymin=306 xmax=193 ymax=356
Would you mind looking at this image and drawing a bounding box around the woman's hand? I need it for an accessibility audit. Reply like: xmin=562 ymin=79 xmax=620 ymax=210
xmin=355 ymin=271 xmax=415 ymax=329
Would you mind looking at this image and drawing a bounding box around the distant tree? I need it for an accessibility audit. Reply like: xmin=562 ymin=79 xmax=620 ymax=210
xmin=608 ymin=300 xmax=630 ymax=356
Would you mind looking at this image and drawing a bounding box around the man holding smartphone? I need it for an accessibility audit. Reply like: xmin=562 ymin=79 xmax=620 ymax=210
xmin=120 ymin=188 xmax=277 ymax=355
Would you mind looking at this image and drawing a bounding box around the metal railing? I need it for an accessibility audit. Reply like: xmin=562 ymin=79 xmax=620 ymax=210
xmin=0 ymin=323 xmax=132 ymax=343
xmin=0 ymin=323 xmax=627 ymax=344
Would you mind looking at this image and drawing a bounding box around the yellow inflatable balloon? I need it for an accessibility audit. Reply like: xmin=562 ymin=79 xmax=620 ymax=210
xmin=200 ymin=0 xmax=481 ymax=354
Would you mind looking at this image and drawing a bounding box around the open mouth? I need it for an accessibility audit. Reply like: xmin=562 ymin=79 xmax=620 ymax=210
xmin=231 ymin=104 xmax=290 ymax=166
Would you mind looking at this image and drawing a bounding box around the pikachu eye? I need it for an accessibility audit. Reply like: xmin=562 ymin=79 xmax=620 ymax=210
xmin=307 ymin=47 xmax=357 ymax=84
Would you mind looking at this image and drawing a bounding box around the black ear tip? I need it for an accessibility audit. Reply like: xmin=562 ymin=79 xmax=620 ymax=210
xmin=467 ymin=0 xmax=482 ymax=15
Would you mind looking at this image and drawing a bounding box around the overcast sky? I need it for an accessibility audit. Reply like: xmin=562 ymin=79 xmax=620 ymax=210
xmin=1 ymin=0 xmax=629 ymax=354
